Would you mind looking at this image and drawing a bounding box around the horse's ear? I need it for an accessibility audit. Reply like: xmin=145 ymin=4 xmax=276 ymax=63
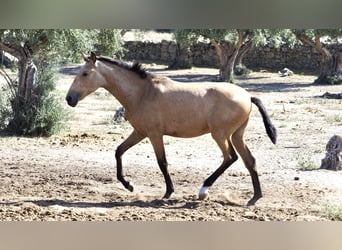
xmin=81 ymin=52 xmax=89 ymax=62
xmin=90 ymin=52 xmax=97 ymax=64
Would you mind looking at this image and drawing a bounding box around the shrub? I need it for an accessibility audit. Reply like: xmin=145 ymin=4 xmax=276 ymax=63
xmin=297 ymin=155 xmax=320 ymax=171
xmin=1 ymin=65 xmax=68 ymax=136
xmin=326 ymin=75 xmax=342 ymax=85
xmin=324 ymin=204 xmax=342 ymax=221
xmin=234 ymin=64 xmax=252 ymax=76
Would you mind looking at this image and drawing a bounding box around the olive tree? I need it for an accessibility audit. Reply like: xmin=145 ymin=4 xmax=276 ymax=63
xmin=292 ymin=29 xmax=342 ymax=84
xmin=169 ymin=29 xmax=197 ymax=69
xmin=0 ymin=29 xmax=124 ymax=135
xmin=170 ymin=29 xmax=286 ymax=82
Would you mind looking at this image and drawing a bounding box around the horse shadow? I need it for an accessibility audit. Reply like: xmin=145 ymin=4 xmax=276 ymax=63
xmin=240 ymin=82 xmax=314 ymax=93
xmin=19 ymin=196 xmax=241 ymax=210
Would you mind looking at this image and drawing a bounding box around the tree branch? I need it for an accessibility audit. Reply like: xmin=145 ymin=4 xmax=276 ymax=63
xmin=294 ymin=33 xmax=316 ymax=48
xmin=211 ymin=39 xmax=224 ymax=65
xmin=0 ymin=42 xmax=23 ymax=59
xmin=293 ymin=32 xmax=331 ymax=61
xmin=314 ymin=34 xmax=321 ymax=50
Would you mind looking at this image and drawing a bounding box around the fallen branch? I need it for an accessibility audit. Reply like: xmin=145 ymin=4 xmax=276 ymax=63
xmin=321 ymin=92 xmax=342 ymax=99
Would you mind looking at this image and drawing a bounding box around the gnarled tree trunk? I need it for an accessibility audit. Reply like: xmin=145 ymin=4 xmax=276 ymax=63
xmin=314 ymin=48 xmax=342 ymax=84
xmin=0 ymin=42 xmax=38 ymax=102
xmin=211 ymin=30 xmax=249 ymax=82
xmin=235 ymin=40 xmax=253 ymax=68
xmin=295 ymin=33 xmax=342 ymax=84
xmin=211 ymin=40 xmax=236 ymax=82
xmin=17 ymin=58 xmax=37 ymax=101
xmin=0 ymin=41 xmax=40 ymax=133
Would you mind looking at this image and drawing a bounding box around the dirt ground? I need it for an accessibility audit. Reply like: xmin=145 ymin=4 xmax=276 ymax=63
xmin=0 ymin=64 xmax=341 ymax=221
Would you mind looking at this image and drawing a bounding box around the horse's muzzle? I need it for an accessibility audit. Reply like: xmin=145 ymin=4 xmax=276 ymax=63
xmin=66 ymin=93 xmax=79 ymax=107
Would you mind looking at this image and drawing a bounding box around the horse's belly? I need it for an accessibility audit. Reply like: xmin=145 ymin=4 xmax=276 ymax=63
xmin=164 ymin=119 xmax=210 ymax=138
xmin=165 ymin=129 xmax=209 ymax=138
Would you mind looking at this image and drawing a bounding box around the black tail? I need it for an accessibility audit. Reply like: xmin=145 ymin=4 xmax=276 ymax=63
xmin=251 ymin=97 xmax=277 ymax=145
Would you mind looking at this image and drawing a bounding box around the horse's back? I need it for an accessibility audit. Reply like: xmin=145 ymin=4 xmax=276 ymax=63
xmin=152 ymin=78 xmax=252 ymax=116
xmin=174 ymin=81 xmax=251 ymax=110
xmin=159 ymin=78 xmax=250 ymax=99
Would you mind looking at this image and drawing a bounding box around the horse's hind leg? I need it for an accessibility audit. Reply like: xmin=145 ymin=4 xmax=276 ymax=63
xmin=115 ymin=130 xmax=145 ymax=192
xmin=149 ymin=135 xmax=174 ymax=199
xmin=199 ymin=131 xmax=238 ymax=200
xmin=232 ymin=121 xmax=262 ymax=206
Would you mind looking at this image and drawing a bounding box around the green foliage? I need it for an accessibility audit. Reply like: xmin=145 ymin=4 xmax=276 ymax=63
xmin=0 ymin=90 xmax=11 ymax=130
xmin=234 ymin=64 xmax=252 ymax=76
xmin=43 ymin=29 xmax=125 ymax=63
xmin=0 ymin=29 xmax=125 ymax=136
xmin=1 ymin=29 xmax=125 ymax=64
xmin=324 ymin=204 xmax=342 ymax=221
xmin=173 ymin=29 xmax=292 ymax=48
xmin=326 ymin=75 xmax=342 ymax=85
xmin=297 ymin=155 xmax=320 ymax=171
xmin=2 ymin=65 xmax=68 ymax=136
xmin=196 ymin=29 xmax=236 ymax=42
xmin=173 ymin=29 xmax=199 ymax=47
xmin=94 ymin=29 xmax=125 ymax=57
xmin=292 ymin=29 xmax=342 ymax=41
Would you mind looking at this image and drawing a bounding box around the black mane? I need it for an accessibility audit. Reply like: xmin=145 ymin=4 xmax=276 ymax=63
xmin=97 ymin=56 xmax=152 ymax=79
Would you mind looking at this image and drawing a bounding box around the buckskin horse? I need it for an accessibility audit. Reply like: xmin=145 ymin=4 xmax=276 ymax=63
xmin=66 ymin=52 xmax=277 ymax=205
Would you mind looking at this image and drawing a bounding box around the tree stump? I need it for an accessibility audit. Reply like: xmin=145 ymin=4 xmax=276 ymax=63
xmin=320 ymin=135 xmax=342 ymax=170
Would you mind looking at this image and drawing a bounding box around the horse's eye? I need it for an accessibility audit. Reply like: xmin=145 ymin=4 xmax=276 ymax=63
xmin=82 ymin=72 xmax=88 ymax=77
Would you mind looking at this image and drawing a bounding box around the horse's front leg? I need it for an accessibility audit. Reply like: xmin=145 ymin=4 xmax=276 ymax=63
xmin=115 ymin=130 xmax=145 ymax=192
xmin=149 ymin=135 xmax=174 ymax=199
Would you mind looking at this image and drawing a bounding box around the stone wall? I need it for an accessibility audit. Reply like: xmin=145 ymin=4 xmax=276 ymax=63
xmin=123 ymin=40 xmax=341 ymax=72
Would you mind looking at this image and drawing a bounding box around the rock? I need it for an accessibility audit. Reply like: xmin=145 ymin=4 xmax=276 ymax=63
xmin=243 ymin=211 xmax=258 ymax=220
xmin=278 ymin=67 xmax=294 ymax=77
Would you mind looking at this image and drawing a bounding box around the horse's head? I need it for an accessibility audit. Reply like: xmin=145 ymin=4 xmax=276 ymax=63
xmin=66 ymin=52 xmax=106 ymax=107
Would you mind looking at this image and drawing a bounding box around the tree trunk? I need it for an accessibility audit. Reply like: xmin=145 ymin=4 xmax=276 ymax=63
xmin=0 ymin=42 xmax=37 ymax=101
xmin=211 ymin=30 xmax=248 ymax=82
xmin=211 ymin=40 xmax=236 ymax=82
xmin=235 ymin=40 xmax=253 ymax=68
xmin=0 ymin=43 xmax=38 ymax=132
xmin=9 ymin=57 xmax=38 ymax=132
xmin=17 ymin=58 xmax=37 ymax=101
xmin=315 ymin=50 xmax=342 ymax=84
xmin=295 ymin=33 xmax=342 ymax=84
xmin=168 ymin=43 xmax=192 ymax=69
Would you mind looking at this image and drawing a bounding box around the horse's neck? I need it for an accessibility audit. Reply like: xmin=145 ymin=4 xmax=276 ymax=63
xmin=100 ymin=63 xmax=146 ymax=112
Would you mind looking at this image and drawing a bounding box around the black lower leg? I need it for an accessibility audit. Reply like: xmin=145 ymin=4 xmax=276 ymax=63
xmin=115 ymin=148 xmax=133 ymax=192
xmin=247 ymin=171 xmax=262 ymax=206
xmin=202 ymin=149 xmax=238 ymax=188
xmin=245 ymin=157 xmax=262 ymax=206
xmin=114 ymin=130 xmax=145 ymax=193
xmin=157 ymin=158 xmax=174 ymax=199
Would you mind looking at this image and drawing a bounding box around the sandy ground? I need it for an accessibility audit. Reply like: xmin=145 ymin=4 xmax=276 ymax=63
xmin=0 ymin=64 xmax=341 ymax=221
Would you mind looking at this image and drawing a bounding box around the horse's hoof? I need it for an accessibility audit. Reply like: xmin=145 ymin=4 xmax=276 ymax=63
xmin=163 ymin=190 xmax=173 ymax=199
xmin=247 ymin=195 xmax=262 ymax=206
xmin=126 ymin=182 xmax=134 ymax=192
xmin=198 ymin=186 xmax=209 ymax=200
